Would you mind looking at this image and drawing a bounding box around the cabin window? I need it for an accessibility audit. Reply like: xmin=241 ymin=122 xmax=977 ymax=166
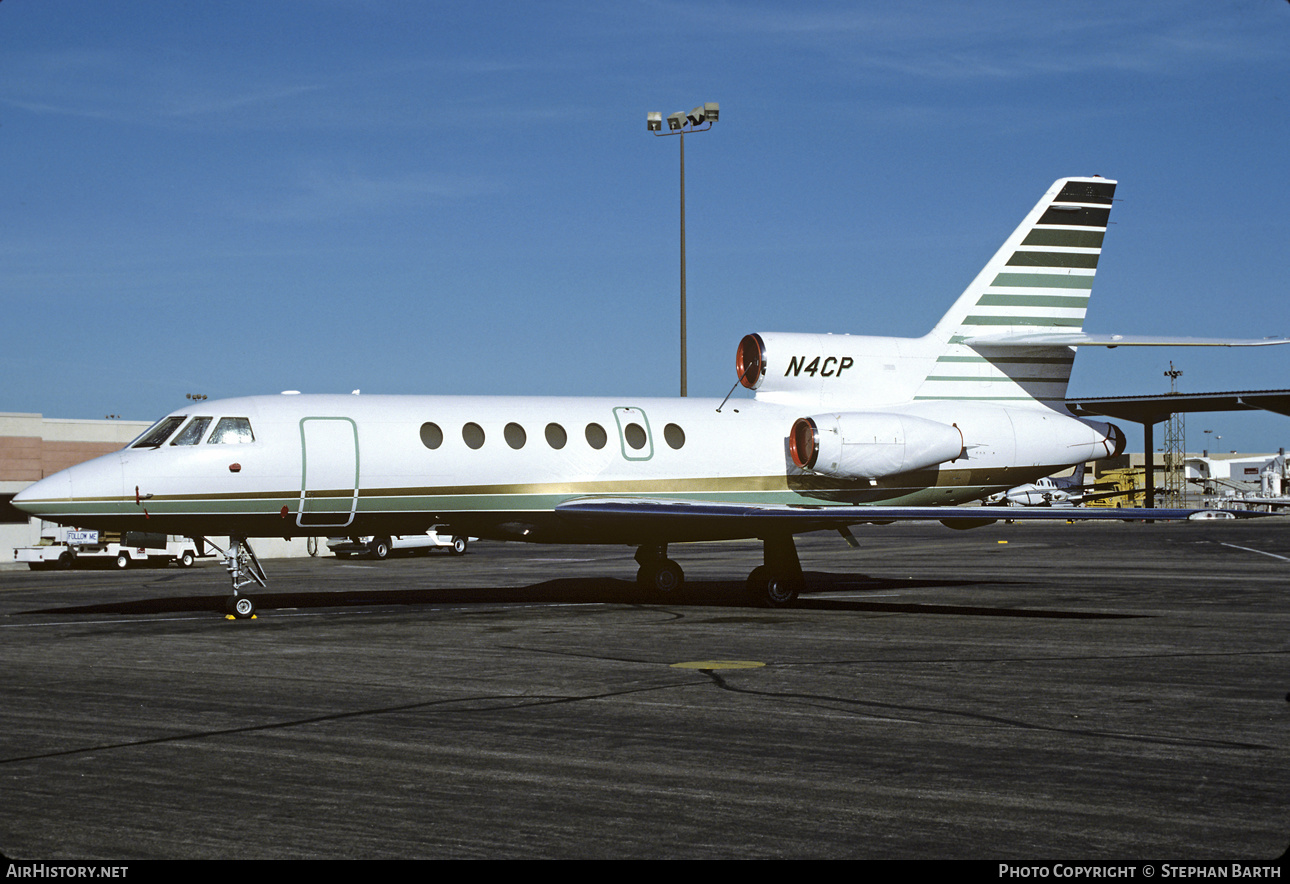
xmin=585 ymin=423 xmax=607 ymax=450
xmin=623 ymin=422 xmax=647 ymax=450
xmin=545 ymin=423 xmax=567 ymax=449
xmin=420 ymin=422 xmax=443 ymax=449
xmin=504 ymin=422 xmax=526 ymax=449
xmin=462 ymin=422 xmax=485 ymax=450
xmin=664 ymin=423 xmax=685 ymax=449
xmin=207 ymin=417 xmax=255 ymax=445
xmin=132 ymin=416 xmax=187 ymax=448
xmin=170 ymin=417 xmax=212 ymax=446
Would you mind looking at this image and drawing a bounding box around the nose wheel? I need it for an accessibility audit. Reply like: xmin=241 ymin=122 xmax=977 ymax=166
xmin=227 ymin=595 xmax=256 ymax=619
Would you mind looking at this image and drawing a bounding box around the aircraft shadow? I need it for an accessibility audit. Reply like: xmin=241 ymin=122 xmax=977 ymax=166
xmin=23 ymin=571 xmax=1140 ymax=620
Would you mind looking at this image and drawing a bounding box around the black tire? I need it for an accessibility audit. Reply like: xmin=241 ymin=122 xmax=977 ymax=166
xmin=649 ymin=559 xmax=685 ymax=596
xmin=115 ymin=553 xmax=130 ymax=570
xmin=452 ymin=537 xmax=468 ymax=555
xmin=57 ymin=551 xmax=74 ymax=570
xmin=764 ymin=577 xmax=801 ymax=608
xmin=228 ymin=596 xmax=256 ymax=619
xmin=307 ymin=536 xmax=319 ymax=557
xmin=747 ymin=566 xmax=800 ymax=608
xmin=179 ymin=551 xmax=195 ymax=568
xmin=370 ymin=538 xmax=391 ymax=560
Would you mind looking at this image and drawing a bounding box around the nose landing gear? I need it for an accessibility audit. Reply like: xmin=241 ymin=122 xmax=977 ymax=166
xmin=201 ymin=535 xmax=267 ymax=619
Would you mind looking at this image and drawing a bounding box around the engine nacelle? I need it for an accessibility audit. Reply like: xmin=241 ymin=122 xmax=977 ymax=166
xmin=789 ymin=412 xmax=965 ymax=479
xmin=737 ymin=332 xmax=858 ymax=391
xmin=735 ymin=331 xmax=936 ymax=407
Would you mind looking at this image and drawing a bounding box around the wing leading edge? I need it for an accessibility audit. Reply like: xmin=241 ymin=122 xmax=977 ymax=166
xmin=554 ymin=496 xmax=1238 ymax=534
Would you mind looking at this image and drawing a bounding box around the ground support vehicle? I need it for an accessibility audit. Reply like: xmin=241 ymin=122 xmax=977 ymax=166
xmin=326 ymin=528 xmax=470 ymax=560
xmin=15 ymin=527 xmax=204 ymax=570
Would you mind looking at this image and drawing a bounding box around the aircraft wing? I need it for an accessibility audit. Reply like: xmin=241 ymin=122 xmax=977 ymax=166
xmin=554 ymin=497 xmax=1236 ymax=533
xmin=958 ymin=333 xmax=1290 ymax=348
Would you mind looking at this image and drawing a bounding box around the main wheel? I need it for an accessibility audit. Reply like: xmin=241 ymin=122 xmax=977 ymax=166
xmin=638 ymin=559 xmax=684 ymax=597
xmin=747 ymin=566 xmax=800 ymax=608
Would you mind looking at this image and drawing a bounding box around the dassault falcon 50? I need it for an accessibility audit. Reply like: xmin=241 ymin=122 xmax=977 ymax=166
xmin=15 ymin=176 xmax=1284 ymax=617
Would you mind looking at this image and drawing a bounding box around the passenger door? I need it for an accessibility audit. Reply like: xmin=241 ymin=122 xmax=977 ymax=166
xmin=298 ymin=417 xmax=359 ymax=528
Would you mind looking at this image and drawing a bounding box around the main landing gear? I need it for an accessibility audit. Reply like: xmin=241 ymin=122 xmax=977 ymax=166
xmin=201 ymin=535 xmax=267 ymax=620
xmin=634 ymin=533 xmax=804 ymax=608
xmin=745 ymin=534 xmax=803 ymax=609
xmin=635 ymin=544 xmax=685 ymax=596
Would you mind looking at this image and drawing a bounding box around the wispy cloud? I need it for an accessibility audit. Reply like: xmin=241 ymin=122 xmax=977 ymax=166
xmin=225 ymin=166 xmax=506 ymax=223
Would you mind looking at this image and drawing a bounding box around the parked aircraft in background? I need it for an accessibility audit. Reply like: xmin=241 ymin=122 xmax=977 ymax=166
xmin=14 ymin=176 xmax=1284 ymax=617
xmin=985 ymin=464 xmax=1120 ymax=507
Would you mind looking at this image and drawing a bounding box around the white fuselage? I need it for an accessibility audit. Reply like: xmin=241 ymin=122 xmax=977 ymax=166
xmin=14 ymin=392 xmax=1120 ymax=545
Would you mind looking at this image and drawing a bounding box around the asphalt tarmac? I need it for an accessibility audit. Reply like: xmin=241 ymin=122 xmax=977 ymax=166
xmin=2 ymin=520 xmax=1288 ymax=860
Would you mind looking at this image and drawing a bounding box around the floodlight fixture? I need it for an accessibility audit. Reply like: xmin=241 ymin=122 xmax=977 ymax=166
xmin=667 ymin=111 xmax=686 ymax=131
xmin=647 ymin=111 xmax=662 ymax=132
xmin=704 ymin=102 xmax=719 ymax=122
xmin=687 ymin=106 xmax=706 ymax=126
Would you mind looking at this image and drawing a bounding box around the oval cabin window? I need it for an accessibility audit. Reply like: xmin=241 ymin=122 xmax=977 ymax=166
xmin=504 ymin=422 xmax=526 ymax=449
xmin=462 ymin=422 xmax=485 ymax=450
xmin=420 ymin=422 xmax=443 ymax=449
xmin=624 ymin=423 xmax=647 ymax=450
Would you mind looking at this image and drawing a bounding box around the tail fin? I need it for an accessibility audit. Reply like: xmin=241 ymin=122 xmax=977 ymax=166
xmin=915 ymin=176 xmax=1116 ymax=407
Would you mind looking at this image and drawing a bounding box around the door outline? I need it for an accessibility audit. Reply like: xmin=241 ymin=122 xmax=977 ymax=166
xmin=612 ymin=407 xmax=653 ymax=461
xmin=298 ymin=417 xmax=359 ymax=528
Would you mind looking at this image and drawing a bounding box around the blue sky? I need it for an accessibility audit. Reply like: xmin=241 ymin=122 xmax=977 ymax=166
xmin=2 ymin=1 xmax=1287 ymax=452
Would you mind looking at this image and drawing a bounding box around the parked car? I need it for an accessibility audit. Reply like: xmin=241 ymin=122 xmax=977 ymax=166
xmin=327 ymin=528 xmax=469 ymax=559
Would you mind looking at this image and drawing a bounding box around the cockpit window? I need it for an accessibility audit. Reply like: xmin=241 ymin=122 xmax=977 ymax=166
xmin=207 ymin=417 xmax=255 ymax=444
xmin=131 ymin=416 xmax=187 ymax=449
xmin=170 ymin=416 xmax=212 ymax=446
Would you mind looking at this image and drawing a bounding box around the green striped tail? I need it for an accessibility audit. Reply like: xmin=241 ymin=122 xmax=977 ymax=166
xmin=916 ymin=177 xmax=1116 ymax=406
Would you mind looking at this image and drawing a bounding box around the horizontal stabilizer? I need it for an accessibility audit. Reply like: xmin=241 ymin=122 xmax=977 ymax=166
xmin=959 ymin=333 xmax=1290 ymax=348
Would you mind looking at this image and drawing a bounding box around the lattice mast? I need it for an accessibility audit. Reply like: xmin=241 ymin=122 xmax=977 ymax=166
xmin=1162 ymin=362 xmax=1186 ymax=507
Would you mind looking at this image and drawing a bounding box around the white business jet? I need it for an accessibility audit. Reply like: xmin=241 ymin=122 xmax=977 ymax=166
xmin=14 ymin=177 xmax=1284 ymax=618
xmin=984 ymin=464 xmax=1116 ymax=507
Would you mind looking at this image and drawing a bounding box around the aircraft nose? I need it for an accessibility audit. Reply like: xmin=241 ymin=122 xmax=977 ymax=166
xmin=11 ymin=453 xmax=126 ymax=520
xmin=12 ymin=471 xmax=73 ymax=511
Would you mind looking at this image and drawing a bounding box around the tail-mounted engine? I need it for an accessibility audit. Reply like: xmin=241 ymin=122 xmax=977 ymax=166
xmin=735 ymin=331 xmax=927 ymax=406
xmin=789 ymin=412 xmax=965 ymax=479
xmin=737 ymin=332 xmax=861 ymax=392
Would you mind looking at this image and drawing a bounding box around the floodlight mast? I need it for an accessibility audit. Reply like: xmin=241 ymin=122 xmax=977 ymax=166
xmin=647 ymin=102 xmax=718 ymax=397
